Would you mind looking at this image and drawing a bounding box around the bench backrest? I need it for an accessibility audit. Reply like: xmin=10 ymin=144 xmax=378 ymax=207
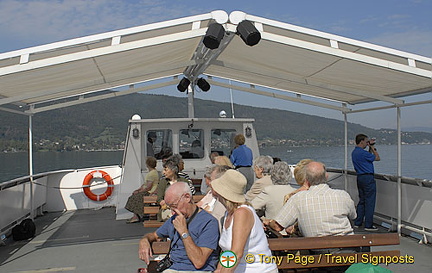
xmin=268 ymin=233 xmax=400 ymax=251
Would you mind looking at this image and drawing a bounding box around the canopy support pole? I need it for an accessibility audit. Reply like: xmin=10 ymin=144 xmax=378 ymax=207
xmin=344 ymin=112 xmax=348 ymax=191
xmin=397 ymin=107 xmax=402 ymax=234
xmin=188 ymin=84 xmax=195 ymax=119
xmin=229 ymin=80 xmax=235 ymax=119
xmin=28 ymin=114 xmax=34 ymax=220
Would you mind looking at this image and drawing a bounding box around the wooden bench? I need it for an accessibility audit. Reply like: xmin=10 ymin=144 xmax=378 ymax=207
xmin=149 ymin=233 xmax=400 ymax=271
xmin=142 ymin=195 xmax=205 ymax=228
xmin=268 ymin=233 xmax=400 ymax=270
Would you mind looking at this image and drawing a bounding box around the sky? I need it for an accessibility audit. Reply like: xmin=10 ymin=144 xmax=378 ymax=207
xmin=0 ymin=0 xmax=431 ymax=131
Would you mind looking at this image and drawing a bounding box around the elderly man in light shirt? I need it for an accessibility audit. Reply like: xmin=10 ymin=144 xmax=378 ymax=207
xmin=267 ymin=161 xmax=356 ymax=238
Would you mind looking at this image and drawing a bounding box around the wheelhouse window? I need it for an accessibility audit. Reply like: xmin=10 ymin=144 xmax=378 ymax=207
xmin=179 ymin=129 xmax=204 ymax=159
xmin=211 ymin=129 xmax=237 ymax=157
xmin=146 ymin=129 xmax=172 ymax=160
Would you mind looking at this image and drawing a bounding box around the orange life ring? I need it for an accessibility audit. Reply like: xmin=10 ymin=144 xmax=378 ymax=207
xmin=82 ymin=170 xmax=114 ymax=201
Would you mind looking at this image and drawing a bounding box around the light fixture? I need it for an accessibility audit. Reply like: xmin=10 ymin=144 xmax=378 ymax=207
xmin=177 ymin=77 xmax=190 ymax=92
xmin=132 ymin=128 xmax=140 ymax=139
xmin=203 ymin=23 xmax=225 ymax=49
xmin=245 ymin=126 xmax=252 ymax=138
xmin=236 ymin=20 xmax=261 ymax=46
xmin=197 ymin=78 xmax=210 ymax=92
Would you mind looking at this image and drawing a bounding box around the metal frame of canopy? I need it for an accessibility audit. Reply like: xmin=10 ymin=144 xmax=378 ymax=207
xmin=0 ymin=10 xmax=431 ymax=235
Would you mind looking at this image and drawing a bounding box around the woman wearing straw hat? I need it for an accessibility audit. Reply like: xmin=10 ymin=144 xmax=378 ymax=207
xmin=212 ymin=170 xmax=278 ymax=273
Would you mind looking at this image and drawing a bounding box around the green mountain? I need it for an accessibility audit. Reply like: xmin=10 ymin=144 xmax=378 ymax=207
xmin=1 ymin=93 xmax=431 ymax=152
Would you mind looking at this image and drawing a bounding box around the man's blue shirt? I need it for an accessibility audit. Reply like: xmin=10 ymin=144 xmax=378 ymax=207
xmin=230 ymin=144 xmax=253 ymax=167
xmin=156 ymin=210 xmax=219 ymax=271
xmin=352 ymin=146 xmax=376 ymax=174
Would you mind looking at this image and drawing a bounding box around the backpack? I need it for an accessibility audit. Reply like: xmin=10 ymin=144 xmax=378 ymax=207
xmin=12 ymin=218 xmax=36 ymax=241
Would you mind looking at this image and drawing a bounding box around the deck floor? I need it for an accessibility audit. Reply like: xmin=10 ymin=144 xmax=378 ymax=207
xmin=1 ymin=207 xmax=431 ymax=273
xmin=0 ymin=207 xmax=153 ymax=273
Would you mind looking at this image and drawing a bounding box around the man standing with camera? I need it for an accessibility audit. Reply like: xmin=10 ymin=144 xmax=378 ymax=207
xmin=138 ymin=182 xmax=219 ymax=272
xmin=352 ymin=134 xmax=380 ymax=231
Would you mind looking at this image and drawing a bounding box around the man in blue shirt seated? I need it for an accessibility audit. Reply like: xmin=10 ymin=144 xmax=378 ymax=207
xmin=230 ymin=133 xmax=254 ymax=192
xmin=351 ymin=134 xmax=381 ymax=232
xmin=138 ymin=182 xmax=219 ymax=272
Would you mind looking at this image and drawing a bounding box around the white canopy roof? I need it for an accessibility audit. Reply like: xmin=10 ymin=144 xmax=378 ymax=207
xmin=0 ymin=10 xmax=431 ymax=115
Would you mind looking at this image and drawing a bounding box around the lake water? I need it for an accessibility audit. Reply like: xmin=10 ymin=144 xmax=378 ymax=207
xmin=1 ymin=144 xmax=431 ymax=183
xmin=260 ymin=144 xmax=432 ymax=180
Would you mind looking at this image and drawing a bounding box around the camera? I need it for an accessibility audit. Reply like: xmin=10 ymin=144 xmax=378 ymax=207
xmin=155 ymin=255 xmax=173 ymax=272
xmin=265 ymin=227 xmax=282 ymax=238
xmin=368 ymin=137 xmax=376 ymax=146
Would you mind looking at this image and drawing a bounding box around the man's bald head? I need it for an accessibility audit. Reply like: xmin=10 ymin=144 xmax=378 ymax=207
xmin=304 ymin=161 xmax=327 ymax=186
xmin=165 ymin=182 xmax=192 ymax=204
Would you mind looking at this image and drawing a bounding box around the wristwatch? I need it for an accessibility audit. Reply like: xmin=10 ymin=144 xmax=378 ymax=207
xmin=181 ymin=232 xmax=190 ymax=240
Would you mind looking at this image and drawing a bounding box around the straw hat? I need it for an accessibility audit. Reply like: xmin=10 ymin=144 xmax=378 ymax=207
xmin=211 ymin=169 xmax=246 ymax=203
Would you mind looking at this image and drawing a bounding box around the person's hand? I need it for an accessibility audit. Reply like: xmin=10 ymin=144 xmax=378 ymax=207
xmin=285 ymin=225 xmax=295 ymax=234
xmin=171 ymin=208 xmax=188 ymax=234
xmin=160 ymin=200 xmax=166 ymax=207
xmin=138 ymin=238 xmax=153 ymax=265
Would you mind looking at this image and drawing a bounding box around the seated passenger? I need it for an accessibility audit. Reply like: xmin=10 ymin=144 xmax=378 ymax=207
xmin=266 ymin=161 xmax=356 ymax=238
xmin=171 ymin=154 xmax=196 ymax=194
xmin=283 ymin=158 xmax=313 ymax=203
xmin=212 ymin=170 xmax=278 ymax=273
xmin=200 ymin=152 xmax=220 ymax=194
xmin=125 ymin=156 xmax=159 ymax=223
xmin=190 ymin=139 xmax=204 ymax=158
xmin=138 ymin=182 xmax=219 ymax=272
xmin=146 ymin=131 xmax=157 ymax=157
xmin=251 ymin=161 xmax=295 ymax=222
xmin=156 ymin=159 xmax=189 ymax=221
xmin=196 ymin=164 xmax=230 ymax=231
xmin=168 ymin=154 xmax=196 ymax=195
xmin=282 ymin=158 xmax=313 ymax=235
xmin=245 ymin=155 xmax=274 ymax=201
xmin=214 ymin=155 xmax=233 ymax=169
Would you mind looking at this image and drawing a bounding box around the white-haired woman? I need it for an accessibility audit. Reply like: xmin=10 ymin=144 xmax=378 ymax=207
xmin=245 ymin=155 xmax=274 ymax=201
xmin=251 ymin=161 xmax=296 ymax=221
xmin=156 ymin=159 xmax=188 ymax=221
xmin=212 ymin=170 xmax=278 ymax=273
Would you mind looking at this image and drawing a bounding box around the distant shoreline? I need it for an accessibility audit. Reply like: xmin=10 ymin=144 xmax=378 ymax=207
xmin=2 ymin=143 xmax=431 ymax=154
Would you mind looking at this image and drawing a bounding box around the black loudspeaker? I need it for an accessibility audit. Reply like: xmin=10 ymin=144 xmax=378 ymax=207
xmin=237 ymin=20 xmax=261 ymax=46
xmin=203 ymin=23 xmax=225 ymax=49
xmin=177 ymin=77 xmax=190 ymax=92
xmin=197 ymin=78 xmax=210 ymax=92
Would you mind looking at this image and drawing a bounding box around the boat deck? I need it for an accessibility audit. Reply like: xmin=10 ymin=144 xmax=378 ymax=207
xmin=1 ymin=207 xmax=431 ymax=273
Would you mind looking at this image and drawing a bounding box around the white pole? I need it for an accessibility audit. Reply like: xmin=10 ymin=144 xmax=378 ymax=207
xmin=397 ymin=107 xmax=402 ymax=234
xmin=188 ymin=84 xmax=194 ymax=119
xmin=344 ymin=112 xmax=348 ymax=191
xmin=229 ymin=80 xmax=235 ymax=119
xmin=29 ymin=114 xmax=34 ymax=220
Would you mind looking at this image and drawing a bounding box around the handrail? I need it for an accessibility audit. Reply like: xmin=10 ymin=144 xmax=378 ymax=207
xmin=0 ymin=165 xmax=121 ymax=192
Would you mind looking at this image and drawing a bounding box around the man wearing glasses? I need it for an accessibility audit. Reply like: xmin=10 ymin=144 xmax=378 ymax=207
xmin=138 ymin=182 xmax=219 ymax=272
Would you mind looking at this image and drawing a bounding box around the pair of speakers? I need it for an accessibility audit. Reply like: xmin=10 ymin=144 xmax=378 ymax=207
xmin=203 ymin=20 xmax=261 ymax=49
xmin=177 ymin=77 xmax=210 ymax=92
